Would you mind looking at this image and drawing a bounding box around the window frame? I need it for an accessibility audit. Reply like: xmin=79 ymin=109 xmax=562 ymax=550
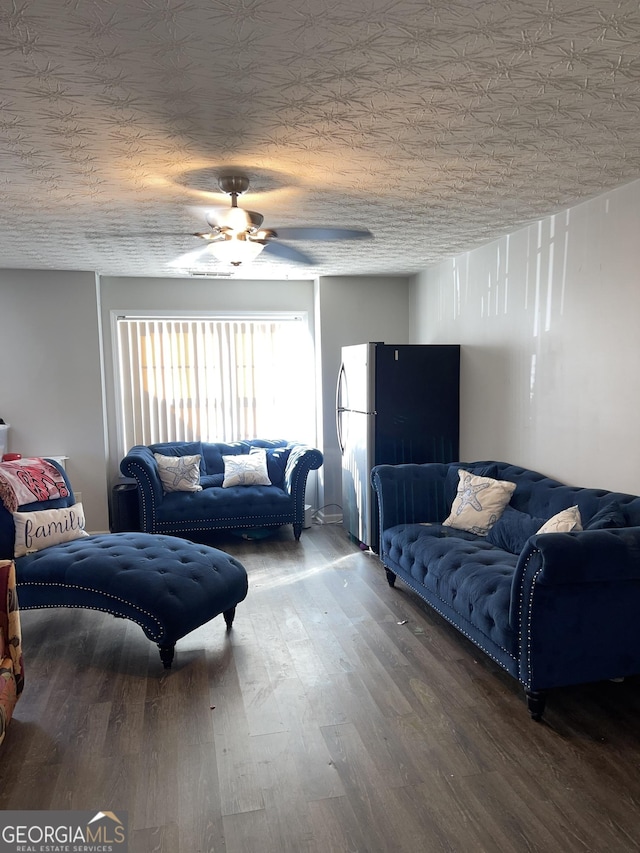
xmin=110 ymin=309 xmax=316 ymax=458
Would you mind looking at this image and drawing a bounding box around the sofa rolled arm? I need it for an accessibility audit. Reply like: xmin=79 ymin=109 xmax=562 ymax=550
xmin=512 ymin=527 xmax=640 ymax=690
xmin=526 ymin=527 xmax=640 ymax=587
xmin=371 ymin=463 xmax=452 ymax=531
xmin=120 ymin=445 xmax=164 ymax=532
xmin=284 ymin=444 xmax=324 ymax=523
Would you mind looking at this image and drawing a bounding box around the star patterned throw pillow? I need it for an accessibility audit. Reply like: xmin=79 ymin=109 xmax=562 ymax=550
xmin=153 ymin=453 xmax=203 ymax=493
xmin=442 ymin=469 xmax=516 ymax=536
xmin=222 ymin=449 xmax=271 ymax=488
xmin=536 ymin=505 xmax=582 ymax=534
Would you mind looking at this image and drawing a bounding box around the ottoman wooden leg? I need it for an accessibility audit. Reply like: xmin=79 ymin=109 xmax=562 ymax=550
xmin=223 ymin=607 xmax=236 ymax=631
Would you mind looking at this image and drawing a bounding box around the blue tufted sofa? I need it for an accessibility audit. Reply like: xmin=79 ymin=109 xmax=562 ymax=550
xmin=120 ymin=439 xmax=323 ymax=541
xmin=371 ymin=460 xmax=640 ymax=720
xmin=0 ymin=460 xmax=248 ymax=668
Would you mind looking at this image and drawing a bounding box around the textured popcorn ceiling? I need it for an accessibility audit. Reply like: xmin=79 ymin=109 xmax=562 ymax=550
xmin=2 ymin=0 xmax=640 ymax=279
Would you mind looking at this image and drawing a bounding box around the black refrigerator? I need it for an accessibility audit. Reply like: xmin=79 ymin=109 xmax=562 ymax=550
xmin=336 ymin=342 xmax=460 ymax=549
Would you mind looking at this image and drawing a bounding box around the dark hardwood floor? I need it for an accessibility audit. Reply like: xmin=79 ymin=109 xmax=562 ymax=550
xmin=3 ymin=524 xmax=640 ymax=852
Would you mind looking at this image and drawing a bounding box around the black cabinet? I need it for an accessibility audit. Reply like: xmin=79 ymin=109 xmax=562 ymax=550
xmin=110 ymin=482 xmax=140 ymax=532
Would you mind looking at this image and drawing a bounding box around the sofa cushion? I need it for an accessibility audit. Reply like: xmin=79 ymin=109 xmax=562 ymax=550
xmin=382 ymin=523 xmax=518 ymax=656
xmin=255 ymin=446 xmax=290 ymax=489
xmin=586 ymin=500 xmax=627 ymax=530
xmin=443 ymin=470 xmax=516 ymax=535
xmin=154 ymin=453 xmax=203 ymax=493
xmin=201 ymin=473 xmax=225 ymax=489
xmin=537 ymin=505 xmax=582 ymax=534
xmin=156 ymin=483 xmax=293 ymax=525
xmin=201 ymin=441 xmax=255 ymax=475
xmin=486 ymin=506 xmax=547 ymax=555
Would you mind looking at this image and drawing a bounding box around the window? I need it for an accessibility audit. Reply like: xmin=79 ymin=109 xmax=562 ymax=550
xmin=114 ymin=313 xmax=316 ymax=452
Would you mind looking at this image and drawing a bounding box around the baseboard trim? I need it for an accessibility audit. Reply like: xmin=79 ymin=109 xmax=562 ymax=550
xmin=315 ymin=510 xmax=343 ymax=526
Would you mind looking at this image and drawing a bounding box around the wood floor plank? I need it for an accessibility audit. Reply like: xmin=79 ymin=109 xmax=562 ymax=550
xmin=222 ymin=808 xmax=274 ymax=853
xmin=175 ymin=738 xmax=225 ymax=853
xmin=269 ymin=676 xmax=346 ymax=801
xmin=320 ymin=720 xmax=466 ymax=852
xmin=306 ymin=794 xmax=372 ymax=853
xmin=209 ymin=640 xmax=265 ymax=816
xmin=131 ymin=823 xmax=180 ymax=853
xmin=319 ymin=721 xmax=410 ymax=851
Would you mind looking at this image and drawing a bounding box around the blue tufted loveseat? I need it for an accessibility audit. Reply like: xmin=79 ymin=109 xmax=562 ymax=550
xmin=120 ymin=439 xmax=323 ymax=541
xmin=371 ymin=460 xmax=640 ymax=720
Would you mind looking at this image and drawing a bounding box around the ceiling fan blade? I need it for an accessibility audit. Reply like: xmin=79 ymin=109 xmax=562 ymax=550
xmin=262 ymin=240 xmax=315 ymax=265
xmin=270 ymin=227 xmax=373 ymax=241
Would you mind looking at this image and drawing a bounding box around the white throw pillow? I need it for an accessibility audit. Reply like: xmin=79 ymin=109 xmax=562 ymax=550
xmin=443 ymin=469 xmax=516 ymax=536
xmin=13 ymin=502 xmax=89 ymax=557
xmin=222 ymin=449 xmax=271 ymax=488
xmin=154 ymin=453 xmax=203 ymax=493
xmin=536 ymin=506 xmax=582 ymax=534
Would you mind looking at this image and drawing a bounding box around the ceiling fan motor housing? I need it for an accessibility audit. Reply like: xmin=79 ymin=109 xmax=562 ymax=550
xmin=218 ymin=175 xmax=250 ymax=196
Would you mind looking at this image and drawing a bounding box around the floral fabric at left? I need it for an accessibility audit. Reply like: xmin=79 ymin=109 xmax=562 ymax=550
xmin=0 ymin=559 xmax=24 ymax=746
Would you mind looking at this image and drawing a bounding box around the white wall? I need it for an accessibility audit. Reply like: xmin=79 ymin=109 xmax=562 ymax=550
xmin=410 ymin=178 xmax=640 ymax=494
xmin=315 ymin=275 xmax=411 ymax=519
xmin=0 ymin=269 xmax=109 ymax=529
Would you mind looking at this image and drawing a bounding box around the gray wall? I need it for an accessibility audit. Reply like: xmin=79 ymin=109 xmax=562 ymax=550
xmin=315 ymin=276 xmax=410 ymax=520
xmin=0 ymin=269 xmax=109 ymax=527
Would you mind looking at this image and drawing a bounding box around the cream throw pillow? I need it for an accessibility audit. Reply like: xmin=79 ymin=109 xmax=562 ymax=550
xmin=222 ymin=449 xmax=271 ymax=487
xmin=443 ymin=469 xmax=516 ymax=536
xmin=536 ymin=506 xmax=582 ymax=534
xmin=154 ymin=453 xmax=203 ymax=493
xmin=14 ymin=502 xmax=89 ymax=557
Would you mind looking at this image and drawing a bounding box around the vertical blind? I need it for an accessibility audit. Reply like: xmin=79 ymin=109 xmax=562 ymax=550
xmin=115 ymin=315 xmax=315 ymax=451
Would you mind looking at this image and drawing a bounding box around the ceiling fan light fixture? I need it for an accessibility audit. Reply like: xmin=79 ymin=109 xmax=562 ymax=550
xmin=183 ymin=174 xmax=372 ymax=270
xmin=208 ymin=234 xmax=265 ymax=267
xmin=224 ymin=205 xmax=251 ymax=232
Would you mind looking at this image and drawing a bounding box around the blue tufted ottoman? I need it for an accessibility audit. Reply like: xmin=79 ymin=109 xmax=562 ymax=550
xmin=15 ymin=532 xmax=249 ymax=668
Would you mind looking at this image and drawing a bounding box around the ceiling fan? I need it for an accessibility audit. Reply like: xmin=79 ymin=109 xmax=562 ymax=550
xmin=178 ymin=175 xmax=373 ymax=268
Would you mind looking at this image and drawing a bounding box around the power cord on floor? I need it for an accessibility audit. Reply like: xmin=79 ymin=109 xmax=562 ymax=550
xmin=311 ymin=503 xmax=343 ymax=524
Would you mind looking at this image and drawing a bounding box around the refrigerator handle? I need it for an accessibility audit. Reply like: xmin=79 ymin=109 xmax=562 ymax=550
xmin=336 ymin=362 xmax=346 ymax=455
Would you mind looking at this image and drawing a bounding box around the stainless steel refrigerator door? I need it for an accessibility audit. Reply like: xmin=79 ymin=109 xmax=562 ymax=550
xmin=340 ymin=408 xmax=375 ymax=545
xmin=339 ymin=343 xmax=372 ymax=414
xmin=338 ymin=342 xmax=377 ymax=546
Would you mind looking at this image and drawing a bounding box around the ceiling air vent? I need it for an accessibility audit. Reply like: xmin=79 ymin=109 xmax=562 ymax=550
xmin=185 ymin=269 xmax=234 ymax=278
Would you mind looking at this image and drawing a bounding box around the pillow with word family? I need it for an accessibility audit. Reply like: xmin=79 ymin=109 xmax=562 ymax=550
xmin=536 ymin=505 xmax=583 ymax=534
xmin=443 ymin=469 xmax=516 ymax=536
xmin=154 ymin=453 xmax=203 ymax=493
xmin=13 ymin=503 xmax=89 ymax=558
xmin=222 ymin=449 xmax=271 ymax=487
